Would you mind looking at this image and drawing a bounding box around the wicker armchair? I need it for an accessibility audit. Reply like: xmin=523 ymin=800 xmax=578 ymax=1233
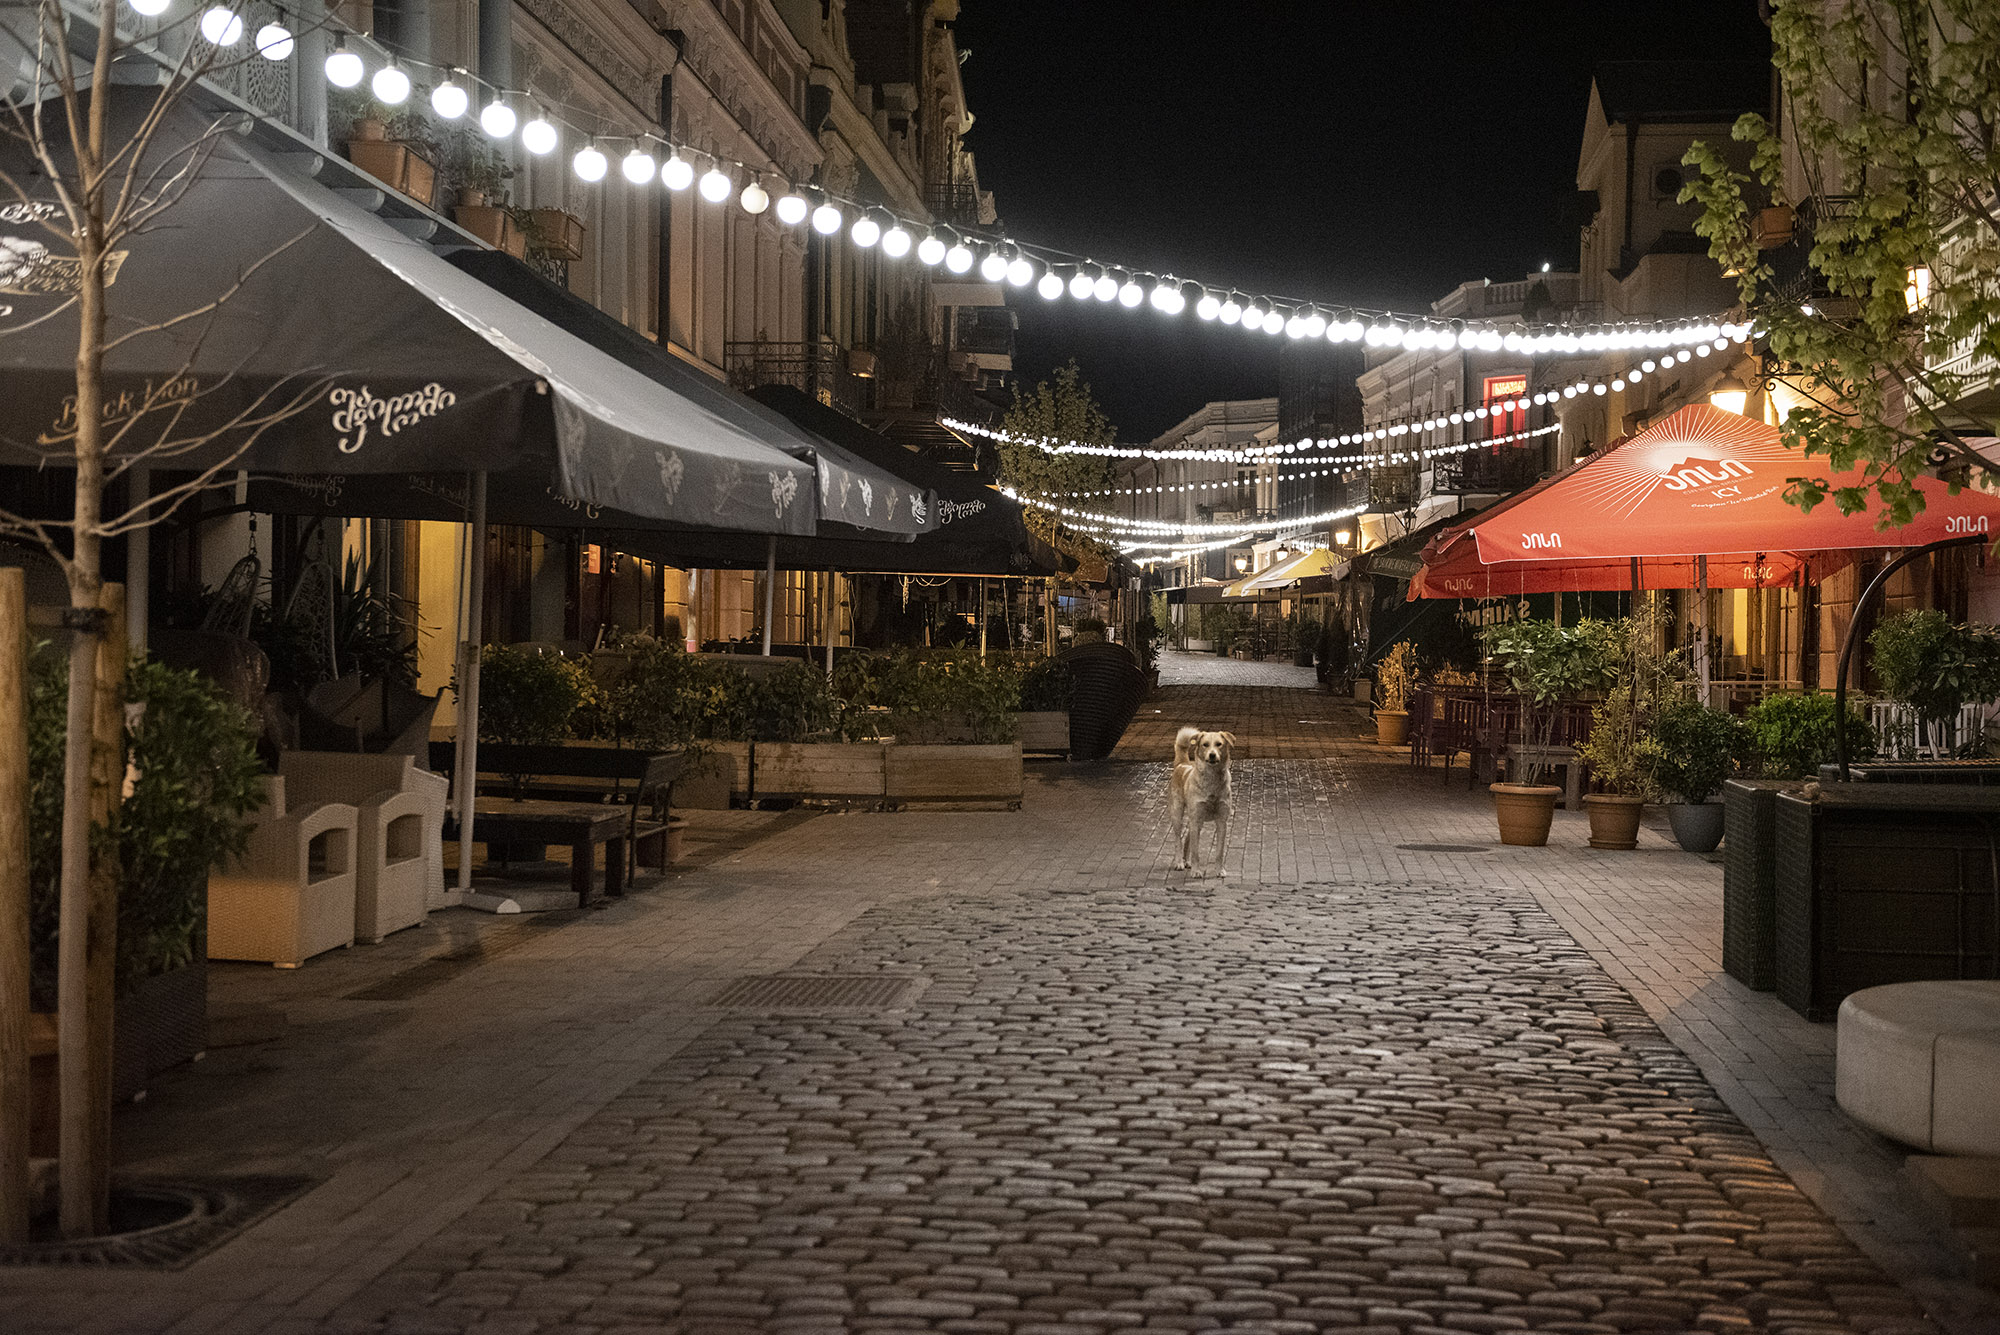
xmin=278 ymin=752 xmax=443 ymax=942
xmin=208 ymin=776 xmax=358 ymax=967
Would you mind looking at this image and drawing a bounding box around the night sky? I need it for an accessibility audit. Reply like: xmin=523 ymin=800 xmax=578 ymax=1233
xmin=953 ymin=1 xmax=1772 ymax=441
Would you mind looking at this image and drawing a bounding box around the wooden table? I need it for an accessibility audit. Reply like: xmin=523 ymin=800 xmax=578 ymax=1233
xmin=455 ymin=798 xmax=629 ymax=906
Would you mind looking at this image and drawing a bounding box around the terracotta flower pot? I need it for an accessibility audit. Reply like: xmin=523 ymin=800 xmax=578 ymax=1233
xmin=1491 ymin=782 xmax=1561 ymax=846
xmin=1375 ymin=709 xmax=1410 ymax=747
xmin=1583 ymin=793 xmax=1645 ymax=850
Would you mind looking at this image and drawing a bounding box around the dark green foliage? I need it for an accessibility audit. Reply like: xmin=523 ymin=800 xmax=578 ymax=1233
xmin=29 ymin=653 xmax=266 ymax=1007
xmin=1018 ymin=657 xmax=1074 ymax=712
xmin=1743 ymin=691 xmax=1875 ymax=779
xmin=477 ymin=645 xmax=591 ymax=744
xmin=835 ymin=650 xmax=1021 ymax=743
xmin=1642 ymin=699 xmax=1744 ymax=803
xmin=1869 ymin=610 xmax=2000 ymax=727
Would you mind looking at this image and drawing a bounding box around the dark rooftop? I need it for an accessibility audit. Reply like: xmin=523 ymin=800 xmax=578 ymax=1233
xmin=1592 ymin=60 xmax=1771 ymax=124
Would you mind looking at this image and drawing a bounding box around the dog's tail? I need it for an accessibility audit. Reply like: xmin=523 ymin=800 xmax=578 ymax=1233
xmin=1174 ymin=726 xmax=1201 ymax=767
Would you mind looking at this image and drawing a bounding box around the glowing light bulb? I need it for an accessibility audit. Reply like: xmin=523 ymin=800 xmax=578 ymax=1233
xmin=1069 ymin=270 xmax=1094 ymax=299
xmin=1093 ymin=274 xmax=1117 ymax=301
xmin=1150 ymin=283 xmax=1184 ymax=314
xmin=1118 ymin=280 xmax=1144 ymax=307
xmin=851 ymin=216 xmax=881 ymax=247
xmin=129 ymin=0 xmax=170 ymax=16
xmin=371 ymin=65 xmax=410 ymax=105
xmin=522 ymin=118 xmax=558 ymax=155
xmin=775 ymin=194 xmax=808 ymax=225
xmin=881 ymin=225 xmax=911 ymax=258
xmin=812 ymin=203 xmax=843 ymax=235
xmin=739 ymin=182 xmax=769 ymax=214
xmin=945 ymin=242 xmax=973 ymax=273
xmin=1196 ymin=293 xmax=1220 ymax=320
xmin=480 ymin=100 xmax=516 ymax=138
xmin=254 ymin=19 xmax=293 ymax=59
xmin=1037 ymin=272 xmax=1063 ymax=300
xmin=1261 ymin=309 xmax=1284 ymax=334
xmin=325 ymin=42 xmax=364 ymax=88
xmin=698 ymin=168 xmax=732 ymax=202
xmin=1006 ymin=256 xmax=1034 ymax=287
xmin=918 ymin=233 xmax=946 ymax=264
xmin=622 ymin=150 xmax=657 ymax=185
xmin=662 ymin=155 xmax=693 ymax=191
xmin=573 ymin=145 xmax=608 ymax=183
xmin=978 ymin=250 xmax=1008 ymax=282
xmin=1220 ymin=298 xmax=1242 ymax=324
xmin=200 ymin=6 xmax=243 ymax=45
xmin=430 ymin=79 xmax=468 ymax=118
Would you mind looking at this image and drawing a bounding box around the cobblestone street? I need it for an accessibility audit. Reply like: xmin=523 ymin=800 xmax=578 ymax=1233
xmin=6 ymin=656 xmax=1995 ymax=1334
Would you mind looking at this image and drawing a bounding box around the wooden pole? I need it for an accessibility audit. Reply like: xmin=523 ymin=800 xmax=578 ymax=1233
xmin=979 ymin=579 xmax=988 ymax=659
xmin=760 ymin=537 xmax=776 ymax=655
xmin=455 ymin=473 xmax=488 ymax=895
xmin=0 ymin=568 xmax=31 ymax=1243
xmin=60 ymin=580 xmax=123 ymax=1238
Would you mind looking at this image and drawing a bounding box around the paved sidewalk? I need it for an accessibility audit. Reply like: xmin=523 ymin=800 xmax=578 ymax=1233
xmin=5 ymin=668 xmax=1994 ymax=1333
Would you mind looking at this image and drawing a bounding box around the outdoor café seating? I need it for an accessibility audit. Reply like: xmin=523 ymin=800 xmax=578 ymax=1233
xmin=207 ymin=776 xmax=359 ymax=968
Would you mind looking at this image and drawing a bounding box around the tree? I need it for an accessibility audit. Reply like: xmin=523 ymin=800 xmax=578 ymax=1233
xmin=996 ymin=360 xmax=1120 ymax=562
xmin=1681 ymin=0 xmax=2000 ymax=526
xmin=1 ymin=0 xmax=328 ymax=1236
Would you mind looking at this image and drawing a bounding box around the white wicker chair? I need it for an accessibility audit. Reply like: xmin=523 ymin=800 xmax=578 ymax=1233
xmin=208 ymin=776 xmax=359 ymax=967
xmin=278 ymin=752 xmax=442 ymax=942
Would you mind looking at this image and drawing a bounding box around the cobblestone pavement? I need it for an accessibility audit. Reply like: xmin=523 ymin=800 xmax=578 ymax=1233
xmin=6 ymin=663 xmax=1995 ymax=1334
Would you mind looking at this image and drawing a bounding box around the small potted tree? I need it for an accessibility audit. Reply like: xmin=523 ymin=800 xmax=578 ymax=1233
xmin=1481 ymin=619 xmax=1617 ymax=846
xmin=1292 ymin=612 xmax=1321 ymax=669
xmin=1868 ymin=609 xmax=2000 ymax=757
xmin=1642 ymin=697 xmax=1743 ymax=853
xmin=1575 ymin=605 xmax=1683 ymax=850
xmin=1374 ymin=640 xmax=1417 ymax=747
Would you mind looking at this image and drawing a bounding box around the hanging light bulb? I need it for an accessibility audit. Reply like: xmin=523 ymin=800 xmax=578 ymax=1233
xmin=978 ymin=248 xmax=1008 ymax=282
xmin=1219 ymin=295 xmax=1243 ymax=325
xmin=622 ymin=149 xmax=657 ymax=185
xmin=662 ymin=153 xmax=694 ymax=191
xmin=1196 ymin=292 xmax=1221 ymax=320
xmin=129 ymin=0 xmax=171 ymax=16
xmin=430 ymin=77 xmax=468 ymax=118
xmin=851 ymin=215 xmax=881 ymax=247
xmin=1037 ymin=271 xmax=1063 ymax=300
xmin=573 ymin=144 xmax=608 ymax=183
xmin=945 ymin=241 xmax=974 ymax=273
xmin=918 ymin=233 xmax=947 ymax=265
xmin=254 ymin=15 xmax=293 ymax=59
xmin=522 ymin=116 xmax=558 ymax=155
xmin=698 ymin=166 xmax=733 ymax=202
xmin=881 ymin=225 xmax=911 ymax=258
xmin=1069 ymin=267 xmax=1095 ymax=299
xmin=371 ymin=63 xmax=411 ymax=105
xmin=1150 ymin=281 xmax=1185 ymax=315
xmin=740 ymin=181 xmax=770 ymax=214
xmin=776 ymin=193 xmax=808 ymax=225
xmin=325 ymin=37 xmax=364 ymax=87
xmin=1118 ymin=277 xmax=1144 ymax=307
xmin=200 ymin=5 xmax=243 ymax=45
xmin=812 ymin=202 xmax=843 ymax=235
xmin=1006 ymin=255 xmax=1034 ymax=287
xmin=1092 ymin=271 xmax=1117 ymax=302
xmin=480 ymin=99 xmax=517 ymax=138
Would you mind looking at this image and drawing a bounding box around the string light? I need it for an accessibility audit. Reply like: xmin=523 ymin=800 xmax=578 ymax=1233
xmin=918 ymin=233 xmax=947 ymax=265
xmin=479 ymin=99 xmax=516 ymax=138
xmin=573 ymin=144 xmax=608 ymax=183
xmin=662 ymin=153 xmax=694 ymax=191
xmin=199 ymin=5 xmax=244 ymax=46
xmin=812 ymin=203 xmax=844 ymax=235
xmin=430 ymin=77 xmax=468 ymax=118
xmin=129 ymin=0 xmax=170 ymax=16
xmin=776 ymin=193 xmax=809 ymax=225
xmin=621 ymin=149 xmax=656 ymax=185
xmin=740 ymin=181 xmax=770 ymax=215
xmin=851 ymin=215 xmax=882 ymax=247
xmin=255 ymin=16 xmax=294 ymax=60
xmin=698 ymin=166 xmax=733 ymax=203
xmin=522 ymin=116 xmax=559 ymax=155
xmin=371 ymin=62 xmax=411 ymax=105
xmin=325 ymin=36 xmax=364 ymax=87
xmin=881 ymin=225 xmax=912 ymax=258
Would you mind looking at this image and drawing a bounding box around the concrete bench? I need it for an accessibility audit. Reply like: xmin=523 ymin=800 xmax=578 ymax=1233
xmin=1836 ymin=981 xmax=2000 ymax=1155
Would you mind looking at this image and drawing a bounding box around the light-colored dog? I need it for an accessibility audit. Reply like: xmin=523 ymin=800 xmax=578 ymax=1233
xmin=1168 ymin=726 xmax=1235 ymax=876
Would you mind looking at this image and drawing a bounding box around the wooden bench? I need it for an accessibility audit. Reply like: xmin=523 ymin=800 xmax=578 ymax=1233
xmin=430 ymin=742 xmax=685 ymax=878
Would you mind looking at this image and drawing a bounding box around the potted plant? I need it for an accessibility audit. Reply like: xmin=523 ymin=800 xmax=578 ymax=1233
xmin=525 ymin=207 xmax=588 ymax=262
xmin=439 ymin=124 xmax=525 ymax=257
xmin=843 ymin=650 xmax=1024 ymax=806
xmin=1743 ymin=690 xmax=1874 ymax=780
xmin=1292 ymin=612 xmax=1320 ymax=669
xmin=1641 ymin=697 xmax=1743 ymax=853
xmin=1016 ymin=655 xmax=1073 ymax=755
xmin=1868 ymin=609 xmax=2000 ymax=756
xmin=1481 ymin=618 xmax=1617 ymax=846
xmin=343 ymin=105 xmax=440 ymax=208
xmin=29 ymin=654 xmax=265 ymax=1107
xmin=1575 ymin=605 xmax=1683 ymax=850
xmin=746 ymin=661 xmax=888 ymax=803
xmin=1374 ymin=640 xmax=1417 ymax=747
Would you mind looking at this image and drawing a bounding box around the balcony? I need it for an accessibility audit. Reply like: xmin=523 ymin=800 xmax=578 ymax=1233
xmin=926 ymin=180 xmax=985 ymax=227
xmin=1368 ymin=469 xmax=1420 ymax=513
xmin=1436 ymin=446 xmax=1545 ymax=495
xmin=725 ymin=338 xmax=862 ymax=416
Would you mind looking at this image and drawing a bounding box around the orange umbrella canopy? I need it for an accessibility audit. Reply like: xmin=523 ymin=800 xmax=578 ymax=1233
xmin=1411 ymin=404 xmax=2000 ymax=598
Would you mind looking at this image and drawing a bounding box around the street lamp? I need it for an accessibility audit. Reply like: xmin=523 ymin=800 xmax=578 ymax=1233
xmin=1335 ymin=529 xmax=1353 ymax=547
xmin=1708 ymin=371 xmax=1749 ymax=416
xmin=1234 ymin=555 xmax=1249 ymax=573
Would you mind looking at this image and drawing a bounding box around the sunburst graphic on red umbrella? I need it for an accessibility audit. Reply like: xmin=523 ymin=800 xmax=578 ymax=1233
xmin=1567 ymin=406 xmax=1792 ymax=518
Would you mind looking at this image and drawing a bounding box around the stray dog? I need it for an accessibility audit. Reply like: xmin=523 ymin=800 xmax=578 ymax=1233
xmin=1168 ymin=726 xmax=1235 ymax=876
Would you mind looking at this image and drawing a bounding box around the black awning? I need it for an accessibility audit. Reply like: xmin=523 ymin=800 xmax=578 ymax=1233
xmin=0 ymin=92 xmax=813 ymax=535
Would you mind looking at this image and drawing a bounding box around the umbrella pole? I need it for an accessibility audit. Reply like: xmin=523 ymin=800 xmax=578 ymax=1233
xmin=824 ymin=574 xmax=835 ymax=678
xmin=1695 ymin=556 xmax=1710 ymax=704
xmin=979 ymin=579 xmax=988 ymax=659
xmin=761 ymin=536 xmax=776 ymax=655
xmin=454 ymin=471 xmax=488 ymax=897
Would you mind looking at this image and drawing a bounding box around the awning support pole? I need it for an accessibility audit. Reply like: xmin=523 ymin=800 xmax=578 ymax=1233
xmin=979 ymin=579 xmax=988 ymax=659
xmin=824 ymin=574 xmax=836 ymax=678
xmin=1834 ymin=534 xmax=1983 ymax=778
xmin=124 ymin=467 xmax=149 ymax=656
xmin=761 ymin=537 xmax=776 ymax=655
xmin=1695 ymin=555 xmax=1710 ymax=703
xmin=454 ymin=471 xmax=488 ymax=896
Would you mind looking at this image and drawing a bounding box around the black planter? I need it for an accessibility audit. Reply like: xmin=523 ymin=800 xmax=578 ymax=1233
xmin=1666 ymin=801 xmax=1725 ymax=853
xmin=112 ymin=958 xmax=207 ymax=1102
xmin=1722 ymin=779 xmax=1796 ymax=991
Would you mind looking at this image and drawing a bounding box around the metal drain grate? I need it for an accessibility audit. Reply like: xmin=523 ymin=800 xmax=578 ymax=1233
xmin=708 ymin=974 xmax=918 ymax=1009
xmin=1397 ymin=843 xmax=1492 ymax=853
xmin=0 ymin=1176 xmax=317 ymax=1269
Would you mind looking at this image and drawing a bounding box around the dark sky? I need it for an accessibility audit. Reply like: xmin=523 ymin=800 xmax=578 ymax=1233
xmin=952 ymin=1 xmax=1772 ymax=441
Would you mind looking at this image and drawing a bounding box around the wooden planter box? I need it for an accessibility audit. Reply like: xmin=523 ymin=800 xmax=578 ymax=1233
xmin=885 ymin=743 xmax=1023 ymax=808
xmin=528 ymin=207 xmax=586 ymax=261
xmin=454 ymin=204 xmax=527 ymax=259
xmin=346 ymin=139 xmax=438 ymax=208
xmin=29 ymin=959 xmax=206 ymax=1152
xmin=754 ymin=742 xmax=885 ymax=801
xmin=1016 ymin=711 xmax=1070 ymax=756
xmin=675 ymin=741 xmax=750 ymax=809
xmin=1753 ymin=204 xmax=1795 ymax=249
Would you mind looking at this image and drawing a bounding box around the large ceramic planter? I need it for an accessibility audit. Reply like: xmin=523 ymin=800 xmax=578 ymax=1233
xmin=754 ymin=742 xmax=886 ymax=802
xmin=884 ymin=743 xmax=1023 ymax=808
xmin=1491 ymin=783 xmax=1561 ymax=847
xmin=1016 ymin=711 xmax=1071 ymax=755
xmin=1582 ymin=794 xmax=1645 ymax=850
xmin=1667 ymin=801 xmax=1726 ymax=853
xmin=1375 ymin=710 xmax=1410 ymax=747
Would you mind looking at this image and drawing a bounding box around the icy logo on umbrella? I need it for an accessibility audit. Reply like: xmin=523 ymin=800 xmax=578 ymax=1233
xmin=0 ymin=234 xmax=127 ymax=295
xmin=769 ymin=470 xmax=799 ymax=517
xmin=1572 ymin=407 xmax=1790 ymax=516
xmin=654 ymin=449 xmax=685 ymax=504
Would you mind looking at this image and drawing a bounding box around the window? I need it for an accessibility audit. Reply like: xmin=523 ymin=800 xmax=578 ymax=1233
xmin=1482 ymin=374 xmax=1527 ymax=439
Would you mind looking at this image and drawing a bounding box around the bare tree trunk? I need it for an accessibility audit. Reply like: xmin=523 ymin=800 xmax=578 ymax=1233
xmin=0 ymin=568 xmax=30 ymax=1244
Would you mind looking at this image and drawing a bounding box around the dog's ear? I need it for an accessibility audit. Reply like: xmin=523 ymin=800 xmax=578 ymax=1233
xmin=1221 ymin=732 xmax=1237 ymax=753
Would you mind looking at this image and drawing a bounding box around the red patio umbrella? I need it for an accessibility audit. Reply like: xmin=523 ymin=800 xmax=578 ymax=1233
xmin=1410 ymin=404 xmax=2000 ymax=598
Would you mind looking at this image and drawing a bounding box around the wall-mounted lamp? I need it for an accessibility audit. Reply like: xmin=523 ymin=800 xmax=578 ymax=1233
xmin=1708 ymin=372 xmax=1749 ymax=416
xmin=1335 ymin=529 xmax=1353 ymax=547
xmin=1234 ymin=555 xmax=1249 ymax=573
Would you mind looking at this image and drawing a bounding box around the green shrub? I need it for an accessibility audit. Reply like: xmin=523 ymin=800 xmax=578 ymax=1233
xmin=748 ymin=662 xmax=843 ymax=742
xmin=29 ymin=654 xmax=266 ymax=1006
xmin=477 ymin=645 xmax=590 ymax=744
xmin=1018 ymin=657 xmax=1074 ymax=712
xmin=837 ymin=649 xmax=1020 ymax=743
xmin=1641 ymin=698 xmax=1742 ymax=803
xmin=1869 ymin=609 xmax=2000 ymax=728
xmin=1743 ymin=691 xmax=1874 ymax=779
